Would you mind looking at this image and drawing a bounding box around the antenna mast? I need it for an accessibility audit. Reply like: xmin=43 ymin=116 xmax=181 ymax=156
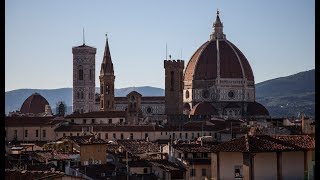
xmin=166 ymin=43 xmax=168 ymax=60
xmin=83 ymin=28 xmax=85 ymax=45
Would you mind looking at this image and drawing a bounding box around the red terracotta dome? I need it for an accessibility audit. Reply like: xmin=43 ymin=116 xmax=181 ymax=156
xmin=20 ymin=93 xmax=50 ymax=114
xmin=190 ymin=102 xmax=218 ymax=115
xmin=247 ymin=101 xmax=269 ymax=116
xmin=184 ymin=11 xmax=254 ymax=82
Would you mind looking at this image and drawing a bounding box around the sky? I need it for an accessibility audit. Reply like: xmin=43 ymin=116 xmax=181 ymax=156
xmin=5 ymin=0 xmax=315 ymax=92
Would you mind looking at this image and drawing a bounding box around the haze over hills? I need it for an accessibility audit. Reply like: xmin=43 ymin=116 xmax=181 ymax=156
xmin=5 ymin=69 xmax=314 ymax=117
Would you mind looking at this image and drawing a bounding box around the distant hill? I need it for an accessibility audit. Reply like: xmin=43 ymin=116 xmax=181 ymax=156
xmin=255 ymin=69 xmax=315 ymax=117
xmin=5 ymin=86 xmax=164 ymax=115
xmin=5 ymin=69 xmax=314 ymax=117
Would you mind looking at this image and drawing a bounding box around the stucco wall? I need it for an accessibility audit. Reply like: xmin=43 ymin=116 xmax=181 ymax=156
xmin=219 ymin=152 xmax=243 ymax=180
xmin=186 ymin=164 xmax=211 ymax=180
xmin=6 ymin=126 xmax=56 ymax=142
xmin=281 ymin=151 xmax=304 ymax=180
xmin=80 ymin=144 xmax=107 ymax=165
xmin=253 ymin=152 xmax=277 ymax=180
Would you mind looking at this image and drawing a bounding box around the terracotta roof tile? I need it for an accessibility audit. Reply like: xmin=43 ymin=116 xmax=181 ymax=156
xmin=65 ymin=111 xmax=126 ymax=118
xmin=117 ymin=139 xmax=160 ymax=154
xmin=190 ymin=102 xmax=219 ymax=115
xmin=214 ymin=135 xmax=314 ymax=152
xmin=5 ymin=116 xmax=61 ymax=127
xmin=62 ymin=135 xmax=108 ymax=145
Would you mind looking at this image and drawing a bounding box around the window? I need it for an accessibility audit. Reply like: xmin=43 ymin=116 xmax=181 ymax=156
xmin=70 ymin=133 xmax=73 ymax=136
xmin=190 ymin=169 xmax=196 ymax=177
xmin=71 ymin=119 xmax=74 ymax=123
xmin=120 ymin=119 xmax=124 ymax=124
xmin=105 ymin=133 xmax=108 ymax=139
xmin=130 ymin=133 xmax=133 ymax=140
xmin=101 ymin=100 xmax=104 ymax=109
xmin=43 ymin=130 xmax=46 ymax=138
xmin=146 ymin=107 xmax=153 ymax=114
xmin=79 ymin=69 xmax=83 ymax=80
xmin=98 ymin=133 xmax=101 ymax=139
xmin=100 ymin=84 xmax=104 ymax=94
xmin=197 ymin=133 xmax=200 ymax=137
xmin=63 ymin=133 xmax=66 ymax=137
xmin=145 ymin=133 xmax=148 ymax=139
xmin=91 ymin=119 xmax=95 ymax=124
xmin=89 ymin=69 xmax=92 ymax=80
xmin=185 ymin=90 xmax=190 ymax=99
xmin=108 ymin=119 xmax=112 ymax=124
xmin=113 ymin=133 xmax=116 ymax=139
xmin=83 ymin=119 xmax=87 ymax=124
xmin=234 ymin=165 xmax=243 ymax=178
xmin=178 ymin=153 xmax=181 ymax=158
xmin=184 ymin=153 xmax=188 ymax=158
xmin=179 ymin=133 xmax=182 ymax=139
xmin=143 ymin=168 xmax=148 ymax=174
xmin=170 ymin=71 xmax=174 ymax=91
xmin=203 ymin=153 xmax=208 ymax=158
xmin=185 ymin=133 xmax=188 ymax=139
xmin=25 ymin=130 xmax=28 ymax=138
xmin=36 ymin=130 xmax=39 ymax=137
xmin=172 ymin=133 xmax=175 ymax=139
xmin=192 ymin=133 xmax=194 ymax=139
xmin=106 ymin=85 xmax=110 ymax=94
xmin=13 ymin=130 xmax=18 ymax=139
xmin=121 ymin=133 xmax=124 ymax=140
xmin=161 ymin=132 xmax=163 ymax=135
xmin=77 ymin=133 xmax=79 ymax=136
xmin=202 ymin=168 xmax=207 ymax=176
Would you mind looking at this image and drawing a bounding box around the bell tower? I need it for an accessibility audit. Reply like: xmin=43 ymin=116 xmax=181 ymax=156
xmin=99 ymin=35 xmax=115 ymax=111
xmin=164 ymin=59 xmax=184 ymax=115
xmin=72 ymin=34 xmax=96 ymax=113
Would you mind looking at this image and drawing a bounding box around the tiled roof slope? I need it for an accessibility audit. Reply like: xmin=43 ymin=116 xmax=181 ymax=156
xmin=214 ymin=135 xmax=314 ymax=152
xmin=65 ymin=111 xmax=126 ymax=118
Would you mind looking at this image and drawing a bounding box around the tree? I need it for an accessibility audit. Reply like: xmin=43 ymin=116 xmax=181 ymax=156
xmin=56 ymin=101 xmax=67 ymax=117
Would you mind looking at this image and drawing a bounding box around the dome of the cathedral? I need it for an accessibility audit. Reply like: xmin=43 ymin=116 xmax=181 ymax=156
xmin=190 ymin=101 xmax=218 ymax=115
xmin=184 ymin=11 xmax=254 ymax=82
xmin=246 ymin=101 xmax=269 ymax=116
xmin=20 ymin=93 xmax=50 ymax=114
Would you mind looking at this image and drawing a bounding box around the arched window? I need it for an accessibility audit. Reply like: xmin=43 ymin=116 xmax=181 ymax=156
xmin=106 ymin=84 xmax=110 ymax=95
xmin=101 ymin=100 xmax=104 ymax=109
xmin=89 ymin=69 xmax=92 ymax=80
xmin=170 ymin=71 xmax=174 ymax=91
xmin=101 ymin=84 xmax=104 ymax=94
xmin=79 ymin=69 xmax=83 ymax=80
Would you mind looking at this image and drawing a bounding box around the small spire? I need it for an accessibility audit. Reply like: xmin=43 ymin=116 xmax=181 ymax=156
xmin=100 ymin=34 xmax=114 ymax=75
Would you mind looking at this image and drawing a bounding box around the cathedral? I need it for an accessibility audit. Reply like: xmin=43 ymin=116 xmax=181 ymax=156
xmin=72 ymin=11 xmax=269 ymax=124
